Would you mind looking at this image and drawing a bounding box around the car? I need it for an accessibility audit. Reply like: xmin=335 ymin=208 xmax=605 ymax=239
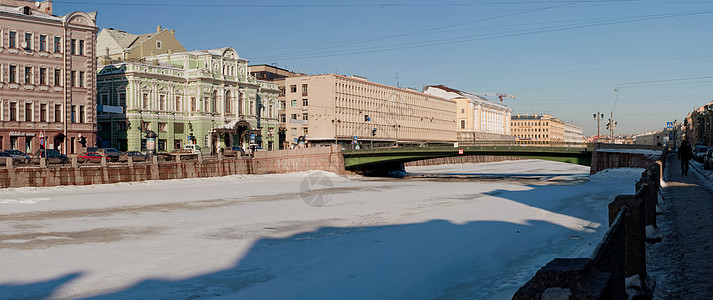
xmin=76 ymin=152 xmax=104 ymax=163
xmin=0 ymin=151 xmax=12 ymax=163
xmin=33 ymin=149 xmax=70 ymax=164
xmin=704 ymin=148 xmax=713 ymax=170
xmin=222 ymin=146 xmax=245 ymax=157
xmin=97 ymin=148 xmax=122 ymax=162
xmin=3 ymin=149 xmax=31 ymax=163
xmin=693 ymin=146 xmax=709 ymax=162
xmin=120 ymin=151 xmax=149 ymax=162
xmin=182 ymin=144 xmax=202 ymax=154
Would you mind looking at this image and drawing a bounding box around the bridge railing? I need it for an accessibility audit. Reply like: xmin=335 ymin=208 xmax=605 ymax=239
xmin=345 ymin=140 xmax=588 ymax=150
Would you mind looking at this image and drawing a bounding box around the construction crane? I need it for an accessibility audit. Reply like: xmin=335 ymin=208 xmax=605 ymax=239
xmin=474 ymin=93 xmax=515 ymax=102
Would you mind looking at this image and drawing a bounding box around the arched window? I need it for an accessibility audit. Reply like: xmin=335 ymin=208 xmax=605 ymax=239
xmin=225 ymin=90 xmax=232 ymax=114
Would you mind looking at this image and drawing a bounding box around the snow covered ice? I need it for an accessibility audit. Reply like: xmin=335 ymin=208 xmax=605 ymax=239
xmin=0 ymin=160 xmax=643 ymax=299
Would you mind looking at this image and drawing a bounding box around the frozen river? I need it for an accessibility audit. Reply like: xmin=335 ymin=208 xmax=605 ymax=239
xmin=0 ymin=160 xmax=642 ymax=299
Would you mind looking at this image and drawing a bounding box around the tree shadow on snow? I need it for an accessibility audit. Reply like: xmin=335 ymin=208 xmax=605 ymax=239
xmin=0 ymin=272 xmax=82 ymax=299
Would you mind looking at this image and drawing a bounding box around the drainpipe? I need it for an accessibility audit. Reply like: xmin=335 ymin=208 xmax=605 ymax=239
xmin=63 ymin=19 xmax=69 ymax=154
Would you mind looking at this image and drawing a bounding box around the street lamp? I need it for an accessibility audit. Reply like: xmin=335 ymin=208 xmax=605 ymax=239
xmin=593 ymin=112 xmax=604 ymax=142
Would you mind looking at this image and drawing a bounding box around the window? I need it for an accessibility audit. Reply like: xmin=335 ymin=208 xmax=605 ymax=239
xmin=39 ymin=35 xmax=46 ymax=51
xmin=142 ymin=94 xmax=149 ymax=109
xmin=40 ymin=104 xmax=47 ymax=122
xmin=54 ymin=68 xmax=61 ymax=86
xmin=54 ymin=36 xmax=61 ymax=53
xmin=24 ymin=66 xmax=32 ymax=84
xmin=290 ymin=85 xmax=296 ymax=93
xmin=119 ymin=93 xmax=126 ymax=107
xmin=302 ymin=84 xmax=308 ymax=95
xmin=9 ymin=103 xmax=16 ymax=121
xmin=70 ymin=39 xmax=76 ymax=55
xmin=190 ymin=97 xmax=196 ymax=112
xmin=9 ymin=31 xmax=16 ymax=48
xmin=78 ymin=40 xmax=84 ymax=55
xmin=25 ymin=103 xmax=32 ymax=121
xmin=99 ymin=93 xmax=108 ymax=105
xmin=302 ymin=99 xmax=308 ymax=107
xmin=280 ymin=101 xmax=286 ymax=110
xmin=54 ymin=104 xmax=61 ymax=122
xmin=291 ymin=114 xmax=297 ymax=120
xmin=24 ymin=32 xmax=32 ymax=50
xmin=460 ymin=120 xmax=466 ymax=129
xmin=224 ymin=91 xmax=231 ymax=113
xmin=71 ymin=105 xmax=76 ymax=122
xmin=175 ymin=96 xmax=181 ymax=112
xmin=9 ymin=65 xmax=17 ymax=83
xmin=211 ymin=90 xmax=217 ymax=113
xmin=279 ymin=114 xmax=286 ymax=122
xmin=79 ymin=105 xmax=85 ymax=123
xmin=78 ymin=71 xmax=84 ymax=87
xmin=141 ymin=121 xmax=150 ymax=131
xmin=156 ymin=40 xmax=162 ymax=49
xmin=159 ymin=95 xmax=166 ymax=110
xmin=460 ymin=109 xmax=465 ymax=114
xmin=291 ymin=100 xmax=297 ymax=107
xmin=70 ymin=71 xmax=76 ymax=87
xmin=204 ymin=97 xmax=209 ymax=112
xmin=159 ymin=122 xmax=167 ymax=132
xmin=39 ymin=68 xmax=46 ymax=85
xmin=302 ymin=113 xmax=308 ymax=121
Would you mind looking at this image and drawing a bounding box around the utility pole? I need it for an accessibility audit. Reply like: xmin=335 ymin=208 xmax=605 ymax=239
xmin=606 ymin=111 xmax=617 ymax=143
xmin=593 ymin=112 xmax=604 ymax=142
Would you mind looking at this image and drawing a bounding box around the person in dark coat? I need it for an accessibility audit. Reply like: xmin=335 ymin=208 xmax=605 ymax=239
xmin=678 ymin=139 xmax=693 ymax=176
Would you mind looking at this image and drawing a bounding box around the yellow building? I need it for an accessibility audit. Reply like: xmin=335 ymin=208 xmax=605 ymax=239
xmin=96 ymin=26 xmax=185 ymax=64
xmin=283 ymin=74 xmax=457 ymax=147
xmin=511 ymin=114 xmax=583 ymax=146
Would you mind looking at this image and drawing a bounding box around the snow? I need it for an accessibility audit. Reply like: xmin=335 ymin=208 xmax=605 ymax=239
xmin=646 ymin=225 xmax=662 ymax=243
xmin=595 ymin=148 xmax=663 ymax=159
xmin=0 ymin=160 xmax=643 ymax=299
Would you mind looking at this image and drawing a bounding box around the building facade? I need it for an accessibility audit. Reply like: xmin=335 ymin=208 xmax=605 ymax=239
xmin=96 ymin=47 xmax=280 ymax=153
xmin=96 ymin=26 xmax=185 ymax=64
xmin=283 ymin=74 xmax=457 ymax=148
xmin=248 ymin=64 xmax=304 ymax=149
xmin=511 ymin=114 xmax=584 ymax=146
xmin=423 ymin=85 xmax=513 ymax=142
xmin=685 ymin=101 xmax=713 ymax=146
xmin=0 ymin=0 xmax=98 ymax=154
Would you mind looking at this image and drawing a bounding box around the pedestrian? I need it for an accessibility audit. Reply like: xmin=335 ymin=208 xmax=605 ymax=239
xmin=678 ymin=139 xmax=693 ymax=176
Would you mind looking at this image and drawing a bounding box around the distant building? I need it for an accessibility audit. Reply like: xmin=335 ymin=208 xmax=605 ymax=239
xmin=0 ymin=0 xmax=98 ymax=154
xmin=685 ymin=101 xmax=713 ymax=146
xmin=96 ymin=47 xmax=280 ymax=153
xmin=423 ymin=85 xmax=513 ymax=142
xmin=96 ymin=26 xmax=185 ymax=64
xmin=511 ymin=114 xmax=584 ymax=146
xmin=248 ymin=64 xmax=304 ymax=149
xmin=282 ymin=74 xmax=457 ymax=148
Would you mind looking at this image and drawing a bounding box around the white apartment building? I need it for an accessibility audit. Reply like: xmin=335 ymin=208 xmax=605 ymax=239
xmin=283 ymin=74 xmax=457 ymax=147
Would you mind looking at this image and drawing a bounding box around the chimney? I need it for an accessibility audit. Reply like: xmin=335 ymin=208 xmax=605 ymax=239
xmin=170 ymin=29 xmax=175 ymax=36
xmin=157 ymin=25 xmax=162 ymax=33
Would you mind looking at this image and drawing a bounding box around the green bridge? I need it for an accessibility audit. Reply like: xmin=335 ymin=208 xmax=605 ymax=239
xmin=342 ymin=145 xmax=592 ymax=175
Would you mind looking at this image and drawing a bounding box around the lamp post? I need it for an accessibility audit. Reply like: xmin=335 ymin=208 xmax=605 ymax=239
xmin=593 ymin=112 xmax=604 ymax=142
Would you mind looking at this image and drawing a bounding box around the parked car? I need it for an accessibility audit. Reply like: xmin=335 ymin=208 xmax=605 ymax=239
xmin=4 ymin=149 xmax=31 ymax=163
xmin=182 ymin=144 xmax=202 ymax=154
xmin=693 ymin=146 xmax=709 ymax=162
xmin=97 ymin=148 xmax=121 ymax=162
xmin=76 ymin=152 xmax=104 ymax=163
xmin=33 ymin=149 xmax=70 ymax=164
xmin=120 ymin=151 xmax=149 ymax=162
xmin=0 ymin=151 xmax=12 ymax=163
xmin=704 ymin=148 xmax=713 ymax=170
xmin=222 ymin=146 xmax=245 ymax=157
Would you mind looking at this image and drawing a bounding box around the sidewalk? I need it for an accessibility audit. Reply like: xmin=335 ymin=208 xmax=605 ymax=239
xmin=648 ymin=156 xmax=713 ymax=299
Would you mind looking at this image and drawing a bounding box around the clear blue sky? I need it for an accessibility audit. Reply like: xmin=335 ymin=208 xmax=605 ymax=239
xmin=54 ymin=0 xmax=713 ymax=136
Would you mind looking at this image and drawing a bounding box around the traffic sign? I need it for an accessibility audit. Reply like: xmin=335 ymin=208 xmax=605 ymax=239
xmin=667 ymin=122 xmax=673 ymax=129
xmin=458 ymin=149 xmax=464 ymax=155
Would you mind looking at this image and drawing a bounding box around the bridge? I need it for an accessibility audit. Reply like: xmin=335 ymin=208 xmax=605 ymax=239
xmin=342 ymin=144 xmax=593 ymax=176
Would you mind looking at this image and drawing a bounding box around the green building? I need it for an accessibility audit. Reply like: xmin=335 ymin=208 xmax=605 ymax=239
xmin=96 ymin=47 xmax=280 ymax=153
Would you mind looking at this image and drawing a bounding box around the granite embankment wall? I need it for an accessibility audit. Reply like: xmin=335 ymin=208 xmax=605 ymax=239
xmin=0 ymin=145 xmax=345 ymax=188
xmin=590 ymin=144 xmax=666 ymax=175
xmin=513 ymin=153 xmax=666 ymax=299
